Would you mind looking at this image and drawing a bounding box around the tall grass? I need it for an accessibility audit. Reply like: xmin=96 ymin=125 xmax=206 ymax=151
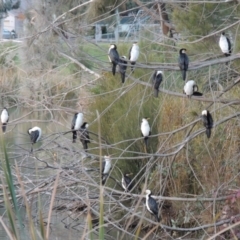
xmin=86 ymin=37 xmax=240 ymax=237
xmin=1 ymin=136 xmax=22 ymax=239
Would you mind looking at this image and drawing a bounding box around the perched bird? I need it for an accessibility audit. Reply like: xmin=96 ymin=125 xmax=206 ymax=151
xmin=71 ymin=113 xmax=84 ymax=143
xmin=102 ymin=155 xmax=111 ymax=185
xmin=108 ymin=44 xmax=119 ymax=75
xmin=183 ymin=80 xmax=203 ymax=98
xmin=219 ymin=32 xmax=231 ymax=57
xmin=80 ymin=122 xmax=90 ymax=150
xmin=119 ymin=56 xmax=128 ymax=83
xmin=129 ymin=42 xmax=139 ymax=72
xmin=201 ymin=110 xmax=213 ymax=138
xmin=145 ymin=189 xmax=160 ymax=222
xmin=122 ymin=173 xmax=134 ymax=192
xmin=178 ymin=48 xmax=189 ymax=81
xmin=152 ymin=71 xmax=163 ymax=97
xmin=141 ymin=118 xmax=151 ymax=148
xmin=1 ymin=107 xmax=9 ymax=133
xmin=28 ymin=126 xmax=42 ymax=152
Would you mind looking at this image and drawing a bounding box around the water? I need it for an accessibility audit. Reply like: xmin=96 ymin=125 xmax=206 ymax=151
xmin=0 ymin=107 xmax=154 ymax=240
xmin=0 ymin=107 xmax=88 ymax=239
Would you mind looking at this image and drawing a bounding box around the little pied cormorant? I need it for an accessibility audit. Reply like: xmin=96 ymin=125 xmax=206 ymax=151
xmin=80 ymin=122 xmax=90 ymax=150
xmin=141 ymin=118 xmax=151 ymax=147
xmin=28 ymin=126 xmax=42 ymax=152
xmin=122 ymin=173 xmax=134 ymax=192
xmin=145 ymin=189 xmax=160 ymax=222
xmin=219 ymin=32 xmax=231 ymax=57
xmin=71 ymin=113 xmax=84 ymax=143
xmin=129 ymin=42 xmax=139 ymax=72
xmin=178 ymin=48 xmax=189 ymax=81
xmin=108 ymin=44 xmax=120 ymax=76
xmin=1 ymin=107 xmax=9 ymax=133
xmin=201 ymin=110 xmax=213 ymax=138
xmin=119 ymin=56 xmax=128 ymax=83
xmin=183 ymin=80 xmax=203 ymax=98
xmin=152 ymin=71 xmax=163 ymax=97
xmin=102 ymin=155 xmax=111 ymax=185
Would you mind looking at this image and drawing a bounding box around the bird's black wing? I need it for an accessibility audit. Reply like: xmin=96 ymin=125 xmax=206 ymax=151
xmin=152 ymin=72 xmax=162 ymax=97
xmin=226 ymin=37 xmax=231 ymax=53
xmin=178 ymin=54 xmax=185 ymax=70
xmin=109 ymin=49 xmax=119 ymax=64
xmin=192 ymin=92 xmax=203 ymax=96
xmin=80 ymin=128 xmax=90 ymax=142
xmin=202 ymin=115 xmax=208 ymax=128
xmin=179 ymin=54 xmax=189 ymax=70
xmin=154 ymin=74 xmax=163 ymax=90
xmin=124 ymin=175 xmax=134 ymax=191
xmin=184 ymin=54 xmax=189 ymax=71
xmin=119 ymin=58 xmax=127 ymax=72
xmin=80 ymin=129 xmax=90 ymax=149
xmin=152 ymin=71 xmax=157 ymax=83
xmin=102 ymin=174 xmax=108 ymax=185
xmin=30 ymin=130 xmax=39 ymax=144
xmin=119 ymin=58 xmax=128 ymax=83
xmin=102 ymin=161 xmax=105 ymax=174
xmin=124 ymin=175 xmax=131 ymax=187
xmin=129 ymin=47 xmax=132 ymax=60
xmin=207 ymin=112 xmax=214 ymax=128
xmin=148 ymin=197 xmax=158 ymax=216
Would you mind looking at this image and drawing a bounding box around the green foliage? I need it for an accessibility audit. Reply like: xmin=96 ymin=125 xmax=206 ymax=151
xmin=1 ymin=137 xmax=23 ymax=238
xmin=89 ymin=73 xmax=160 ymax=175
xmin=87 ymin=0 xmax=126 ymax=23
xmin=172 ymin=3 xmax=236 ymax=39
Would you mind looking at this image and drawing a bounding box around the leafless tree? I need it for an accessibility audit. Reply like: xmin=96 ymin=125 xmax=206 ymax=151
xmin=0 ymin=0 xmax=240 ymax=239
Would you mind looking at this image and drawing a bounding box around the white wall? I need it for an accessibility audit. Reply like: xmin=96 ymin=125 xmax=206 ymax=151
xmin=3 ymin=14 xmax=15 ymax=31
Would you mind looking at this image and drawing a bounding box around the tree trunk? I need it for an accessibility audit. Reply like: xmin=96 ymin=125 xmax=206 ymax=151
xmin=157 ymin=3 xmax=174 ymax=38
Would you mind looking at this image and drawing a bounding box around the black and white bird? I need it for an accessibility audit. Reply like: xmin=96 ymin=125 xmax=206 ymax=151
xmin=28 ymin=126 xmax=42 ymax=152
xmin=119 ymin=56 xmax=128 ymax=83
xmin=141 ymin=118 xmax=151 ymax=148
xmin=102 ymin=155 xmax=111 ymax=185
xmin=178 ymin=48 xmax=189 ymax=81
xmin=1 ymin=107 xmax=9 ymax=133
xmin=80 ymin=122 xmax=90 ymax=150
xmin=219 ymin=32 xmax=231 ymax=57
xmin=152 ymin=71 xmax=163 ymax=97
xmin=129 ymin=42 xmax=139 ymax=72
xmin=71 ymin=112 xmax=84 ymax=143
xmin=145 ymin=189 xmax=160 ymax=222
xmin=122 ymin=173 xmax=134 ymax=192
xmin=108 ymin=44 xmax=120 ymax=76
xmin=201 ymin=110 xmax=213 ymax=138
xmin=183 ymin=80 xmax=203 ymax=98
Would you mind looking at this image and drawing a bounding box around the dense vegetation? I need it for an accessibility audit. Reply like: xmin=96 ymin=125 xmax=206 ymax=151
xmin=0 ymin=0 xmax=240 ymax=239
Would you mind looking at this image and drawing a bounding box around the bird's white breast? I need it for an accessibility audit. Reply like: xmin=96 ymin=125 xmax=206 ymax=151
xmin=146 ymin=195 xmax=153 ymax=214
xmin=103 ymin=159 xmax=111 ymax=174
xmin=141 ymin=121 xmax=150 ymax=136
xmin=74 ymin=113 xmax=83 ymax=130
xmin=121 ymin=178 xmax=126 ymax=190
xmin=130 ymin=45 xmax=139 ymax=62
xmin=184 ymin=80 xmax=195 ymax=95
xmin=1 ymin=109 xmax=8 ymax=123
xmin=219 ymin=35 xmax=229 ymax=53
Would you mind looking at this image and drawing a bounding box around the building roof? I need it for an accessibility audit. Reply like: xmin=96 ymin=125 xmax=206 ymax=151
xmin=120 ymin=16 xmax=135 ymax=25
